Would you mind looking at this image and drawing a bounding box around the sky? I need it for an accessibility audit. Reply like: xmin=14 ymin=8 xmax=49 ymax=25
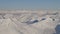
xmin=0 ymin=0 xmax=60 ymax=10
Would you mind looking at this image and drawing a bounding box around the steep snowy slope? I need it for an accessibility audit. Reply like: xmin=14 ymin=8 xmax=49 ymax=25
xmin=0 ymin=10 xmax=60 ymax=34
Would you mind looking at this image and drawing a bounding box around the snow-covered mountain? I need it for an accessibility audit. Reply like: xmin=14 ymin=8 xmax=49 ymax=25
xmin=0 ymin=10 xmax=60 ymax=34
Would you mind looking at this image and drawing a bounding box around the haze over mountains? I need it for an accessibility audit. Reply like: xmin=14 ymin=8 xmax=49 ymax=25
xmin=0 ymin=10 xmax=60 ymax=34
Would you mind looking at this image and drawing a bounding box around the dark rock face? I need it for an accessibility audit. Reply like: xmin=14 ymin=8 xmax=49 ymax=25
xmin=40 ymin=18 xmax=46 ymax=21
xmin=32 ymin=20 xmax=38 ymax=23
xmin=25 ymin=20 xmax=39 ymax=24
xmin=41 ymin=18 xmax=46 ymax=20
xmin=52 ymin=19 xmax=55 ymax=21
xmin=55 ymin=24 xmax=60 ymax=34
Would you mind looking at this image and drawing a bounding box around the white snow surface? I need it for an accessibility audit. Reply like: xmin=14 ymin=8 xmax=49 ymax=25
xmin=0 ymin=10 xmax=60 ymax=34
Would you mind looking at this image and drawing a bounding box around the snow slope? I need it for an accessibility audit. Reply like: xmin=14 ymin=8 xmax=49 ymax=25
xmin=0 ymin=10 xmax=60 ymax=34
